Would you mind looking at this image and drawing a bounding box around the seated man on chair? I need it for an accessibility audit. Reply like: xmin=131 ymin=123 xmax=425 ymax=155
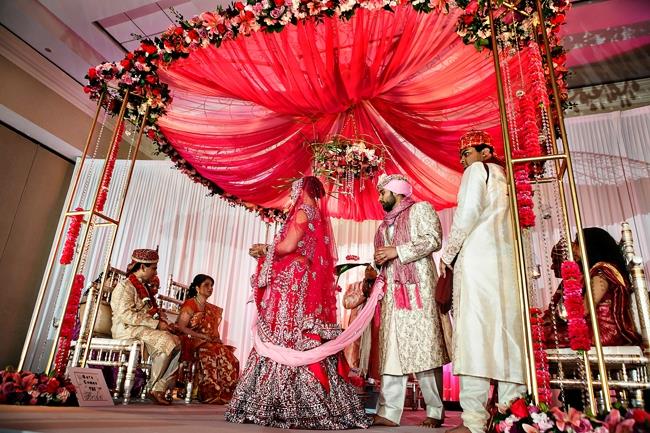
xmin=111 ymin=248 xmax=181 ymax=405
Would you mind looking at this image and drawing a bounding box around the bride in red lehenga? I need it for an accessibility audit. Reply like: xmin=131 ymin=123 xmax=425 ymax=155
xmin=225 ymin=176 xmax=370 ymax=429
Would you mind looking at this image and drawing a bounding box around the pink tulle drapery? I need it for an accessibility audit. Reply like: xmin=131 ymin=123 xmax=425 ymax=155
xmin=157 ymin=6 xmax=505 ymax=220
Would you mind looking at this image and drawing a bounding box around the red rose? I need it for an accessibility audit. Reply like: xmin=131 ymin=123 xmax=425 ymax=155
xmin=216 ymin=23 xmax=226 ymax=33
xmin=46 ymin=378 xmax=60 ymax=394
xmin=550 ymin=14 xmax=565 ymax=26
xmin=244 ymin=10 xmax=255 ymax=20
xmin=234 ymin=1 xmax=245 ymax=10
xmin=464 ymin=0 xmax=478 ymax=14
xmin=146 ymin=129 xmax=156 ymax=139
xmin=83 ymin=86 xmax=92 ymax=94
xmin=140 ymin=43 xmax=157 ymax=55
xmin=87 ymin=67 xmax=97 ymax=78
xmin=462 ymin=14 xmax=474 ymax=25
xmin=120 ymin=59 xmax=131 ymax=69
xmin=510 ymin=398 xmax=529 ymax=418
xmin=145 ymin=75 xmax=156 ymax=84
xmin=136 ymin=55 xmax=146 ymax=63
xmin=632 ymin=409 xmax=650 ymax=424
xmin=126 ymin=52 xmax=134 ymax=60
xmin=174 ymin=26 xmax=184 ymax=35
xmin=187 ymin=29 xmax=199 ymax=40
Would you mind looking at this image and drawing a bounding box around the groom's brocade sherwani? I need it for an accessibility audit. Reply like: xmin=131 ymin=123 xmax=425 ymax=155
xmin=110 ymin=278 xmax=179 ymax=357
xmin=377 ymin=201 xmax=449 ymax=374
xmin=111 ymin=278 xmax=181 ymax=392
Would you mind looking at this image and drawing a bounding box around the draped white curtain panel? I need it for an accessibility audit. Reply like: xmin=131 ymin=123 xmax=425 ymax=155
xmin=28 ymin=106 xmax=650 ymax=368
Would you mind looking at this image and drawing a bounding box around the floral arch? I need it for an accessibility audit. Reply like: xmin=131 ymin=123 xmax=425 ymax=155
xmin=85 ymin=0 xmax=570 ymax=221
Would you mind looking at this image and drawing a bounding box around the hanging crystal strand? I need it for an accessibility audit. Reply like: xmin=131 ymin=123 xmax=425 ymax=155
xmin=359 ymin=159 xmax=365 ymax=193
xmin=551 ymin=163 xmax=576 ymax=405
xmin=535 ymin=179 xmax=567 ymax=404
xmin=109 ymin=113 xmax=139 ymax=217
xmin=499 ymin=39 xmax=522 ymax=157
xmin=539 ymin=104 xmax=554 ymax=157
xmin=79 ymin=101 xmax=110 ymax=208
xmin=346 ymin=166 xmax=354 ymax=196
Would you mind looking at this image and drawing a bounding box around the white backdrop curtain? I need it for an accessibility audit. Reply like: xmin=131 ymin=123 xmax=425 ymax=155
xmin=24 ymin=106 xmax=650 ymax=385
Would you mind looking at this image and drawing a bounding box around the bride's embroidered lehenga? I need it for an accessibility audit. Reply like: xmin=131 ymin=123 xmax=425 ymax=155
xmin=225 ymin=177 xmax=370 ymax=429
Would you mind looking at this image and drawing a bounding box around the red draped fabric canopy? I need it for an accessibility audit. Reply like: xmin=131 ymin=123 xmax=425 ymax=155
xmin=156 ymin=5 xmax=504 ymax=220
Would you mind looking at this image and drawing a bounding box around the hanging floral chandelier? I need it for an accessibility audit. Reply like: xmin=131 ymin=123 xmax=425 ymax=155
xmin=311 ymin=135 xmax=385 ymax=195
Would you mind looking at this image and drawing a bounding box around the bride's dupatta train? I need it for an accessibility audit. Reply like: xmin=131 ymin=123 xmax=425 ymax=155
xmin=225 ymin=177 xmax=371 ymax=429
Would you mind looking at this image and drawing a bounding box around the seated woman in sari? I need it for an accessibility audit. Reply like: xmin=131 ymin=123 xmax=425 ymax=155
xmin=176 ymin=274 xmax=239 ymax=404
xmin=544 ymin=227 xmax=641 ymax=347
xmin=225 ymin=176 xmax=370 ymax=429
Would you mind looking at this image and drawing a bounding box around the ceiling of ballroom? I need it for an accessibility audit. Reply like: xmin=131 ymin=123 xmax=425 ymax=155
xmin=1 ymin=0 xmax=649 ymax=92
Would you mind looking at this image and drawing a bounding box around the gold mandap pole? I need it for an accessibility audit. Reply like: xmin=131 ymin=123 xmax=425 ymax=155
xmin=80 ymin=102 xmax=150 ymax=368
xmin=44 ymin=91 xmax=131 ymax=374
xmin=18 ymin=92 xmax=106 ymax=372
xmin=487 ymin=0 xmax=538 ymax=402
xmin=534 ymin=0 xmax=611 ymax=411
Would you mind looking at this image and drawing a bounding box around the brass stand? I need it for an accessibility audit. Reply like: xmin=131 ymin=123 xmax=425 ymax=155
xmin=487 ymin=0 xmax=612 ymax=412
xmin=18 ymin=91 xmax=150 ymax=374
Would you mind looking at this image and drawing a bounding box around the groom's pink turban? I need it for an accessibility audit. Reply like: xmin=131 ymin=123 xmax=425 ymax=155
xmin=376 ymin=174 xmax=413 ymax=197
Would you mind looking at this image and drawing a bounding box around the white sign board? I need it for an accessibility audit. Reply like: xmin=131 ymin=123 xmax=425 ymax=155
xmin=67 ymin=367 xmax=114 ymax=406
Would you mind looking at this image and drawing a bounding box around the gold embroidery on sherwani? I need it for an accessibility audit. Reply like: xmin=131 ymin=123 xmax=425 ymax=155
xmin=111 ymin=279 xmax=179 ymax=356
xmin=378 ymin=201 xmax=449 ymax=374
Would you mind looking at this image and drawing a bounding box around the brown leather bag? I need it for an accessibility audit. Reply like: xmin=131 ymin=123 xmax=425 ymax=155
xmin=435 ymin=256 xmax=456 ymax=314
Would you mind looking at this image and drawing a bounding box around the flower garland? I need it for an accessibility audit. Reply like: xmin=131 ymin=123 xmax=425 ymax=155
xmin=52 ymin=274 xmax=84 ymax=376
xmin=560 ymin=260 xmax=591 ymax=351
xmin=128 ymin=274 xmax=161 ymax=319
xmin=513 ymin=165 xmax=535 ymax=228
xmin=529 ymin=307 xmax=552 ymax=405
xmin=83 ymin=0 xmax=570 ymax=221
xmin=95 ymin=120 xmax=125 ymax=213
xmin=59 ymin=207 xmax=84 ymax=265
xmin=510 ymin=43 xmax=554 ymax=229
xmin=0 ymin=369 xmax=77 ymax=406
xmin=454 ymin=0 xmax=570 ymax=109
xmin=494 ymin=395 xmax=650 ymax=433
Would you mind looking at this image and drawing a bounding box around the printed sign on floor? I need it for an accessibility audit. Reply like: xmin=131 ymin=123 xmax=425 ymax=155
xmin=67 ymin=367 xmax=114 ymax=406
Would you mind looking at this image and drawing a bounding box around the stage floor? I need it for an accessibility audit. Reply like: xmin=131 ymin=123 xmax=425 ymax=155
xmin=0 ymin=403 xmax=460 ymax=433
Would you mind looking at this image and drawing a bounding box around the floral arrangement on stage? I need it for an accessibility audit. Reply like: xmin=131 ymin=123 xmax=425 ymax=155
xmin=561 ymin=260 xmax=591 ymax=351
xmin=0 ymin=369 xmax=77 ymax=406
xmin=311 ymin=136 xmax=384 ymax=194
xmin=493 ymin=396 xmax=650 ymax=433
xmin=83 ymin=0 xmax=570 ymax=220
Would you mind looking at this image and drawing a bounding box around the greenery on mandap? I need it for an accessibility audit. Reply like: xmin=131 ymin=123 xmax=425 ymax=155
xmin=0 ymin=368 xmax=77 ymax=406
xmin=493 ymin=395 xmax=650 ymax=433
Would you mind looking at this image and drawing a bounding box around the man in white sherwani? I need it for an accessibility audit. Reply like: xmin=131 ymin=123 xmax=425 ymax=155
xmin=373 ymin=174 xmax=449 ymax=428
xmin=439 ymin=131 xmax=526 ymax=433
xmin=111 ymin=249 xmax=181 ymax=405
